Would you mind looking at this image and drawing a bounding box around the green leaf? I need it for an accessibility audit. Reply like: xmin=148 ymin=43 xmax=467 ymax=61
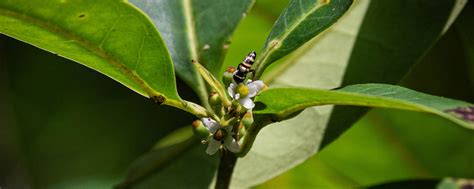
xmin=254 ymin=84 xmax=474 ymax=129
xmin=258 ymin=109 xmax=474 ymax=188
xmin=193 ymin=61 xmax=231 ymax=107
xmin=263 ymin=24 xmax=472 ymax=188
xmin=0 ymin=36 xmax=196 ymax=188
xmin=322 ymin=0 xmax=467 ymax=147
xmin=233 ymin=1 xmax=468 ymax=186
xmin=130 ymin=0 xmax=255 ymax=96
xmin=231 ymin=1 xmax=368 ymax=187
xmin=0 ymin=0 xmax=183 ymax=106
xmin=253 ymin=0 xmax=353 ymax=78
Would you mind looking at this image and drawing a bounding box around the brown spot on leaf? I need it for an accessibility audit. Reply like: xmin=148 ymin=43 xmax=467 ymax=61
xmin=151 ymin=95 xmax=166 ymax=105
xmin=445 ymin=106 xmax=474 ymax=122
xmin=78 ymin=14 xmax=86 ymax=18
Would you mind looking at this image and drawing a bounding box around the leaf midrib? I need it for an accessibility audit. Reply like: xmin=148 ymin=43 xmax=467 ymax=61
xmin=279 ymin=91 xmax=429 ymax=118
xmin=183 ymin=0 xmax=199 ymax=60
xmin=255 ymin=88 xmax=462 ymax=128
xmin=0 ymin=6 xmax=164 ymax=99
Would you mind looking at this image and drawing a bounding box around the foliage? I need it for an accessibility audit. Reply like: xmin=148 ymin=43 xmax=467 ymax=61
xmin=1 ymin=0 xmax=473 ymax=188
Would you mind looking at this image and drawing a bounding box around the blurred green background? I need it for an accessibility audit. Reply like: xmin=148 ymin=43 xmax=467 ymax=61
xmin=1 ymin=0 xmax=473 ymax=188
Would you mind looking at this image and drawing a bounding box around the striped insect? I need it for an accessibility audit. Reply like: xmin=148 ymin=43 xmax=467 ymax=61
xmin=233 ymin=51 xmax=256 ymax=84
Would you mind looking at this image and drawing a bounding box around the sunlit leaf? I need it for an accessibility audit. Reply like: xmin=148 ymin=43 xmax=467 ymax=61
xmin=0 ymin=0 xmax=183 ymax=106
xmin=253 ymin=0 xmax=353 ymax=78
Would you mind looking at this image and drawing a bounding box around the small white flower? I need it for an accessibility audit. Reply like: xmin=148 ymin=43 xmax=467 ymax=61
xmin=202 ymin=118 xmax=240 ymax=155
xmin=227 ymin=80 xmax=265 ymax=109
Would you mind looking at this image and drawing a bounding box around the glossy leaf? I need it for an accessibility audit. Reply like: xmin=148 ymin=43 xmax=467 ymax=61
xmin=254 ymin=84 xmax=474 ymax=129
xmin=253 ymin=0 xmax=353 ymax=78
xmin=130 ymin=0 xmax=255 ymax=98
xmin=0 ymin=0 xmax=189 ymax=109
xmin=0 ymin=36 xmax=196 ymax=188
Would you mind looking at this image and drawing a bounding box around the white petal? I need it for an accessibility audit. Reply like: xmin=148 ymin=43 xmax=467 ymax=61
xmin=234 ymin=93 xmax=240 ymax=100
xmin=239 ymin=97 xmax=255 ymax=109
xmin=247 ymin=80 xmax=265 ymax=97
xmin=224 ymin=137 xmax=240 ymax=153
xmin=227 ymin=83 xmax=236 ymax=99
xmin=202 ymin=118 xmax=219 ymax=133
xmin=206 ymin=139 xmax=221 ymax=155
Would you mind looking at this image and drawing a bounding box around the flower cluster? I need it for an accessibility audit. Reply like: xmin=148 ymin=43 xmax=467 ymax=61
xmin=191 ymin=53 xmax=266 ymax=155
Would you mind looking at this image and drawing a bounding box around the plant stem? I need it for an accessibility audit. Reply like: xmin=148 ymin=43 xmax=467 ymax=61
xmin=215 ymin=150 xmax=237 ymax=189
xmin=236 ymin=123 xmax=262 ymax=157
xmin=165 ymin=99 xmax=215 ymax=119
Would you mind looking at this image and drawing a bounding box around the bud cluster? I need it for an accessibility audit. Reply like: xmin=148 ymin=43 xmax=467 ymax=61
xmin=190 ymin=55 xmax=266 ymax=155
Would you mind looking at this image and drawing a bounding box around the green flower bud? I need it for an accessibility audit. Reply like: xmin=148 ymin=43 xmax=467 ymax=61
xmin=229 ymin=100 xmax=242 ymax=116
xmin=239 ymin=123 xmax=246 ymax=138
xmin=192 ymin=120 xmax=209 ymax=140
xmin=209 ymin=92 xmax=224 ymax=116
xmin=223 ymin=66 xmax=236 ymax=87
xmin=209 ymin=92 xmax=222 ymax=106
xmin=241 ymin=112 xmax=253 ymax=129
